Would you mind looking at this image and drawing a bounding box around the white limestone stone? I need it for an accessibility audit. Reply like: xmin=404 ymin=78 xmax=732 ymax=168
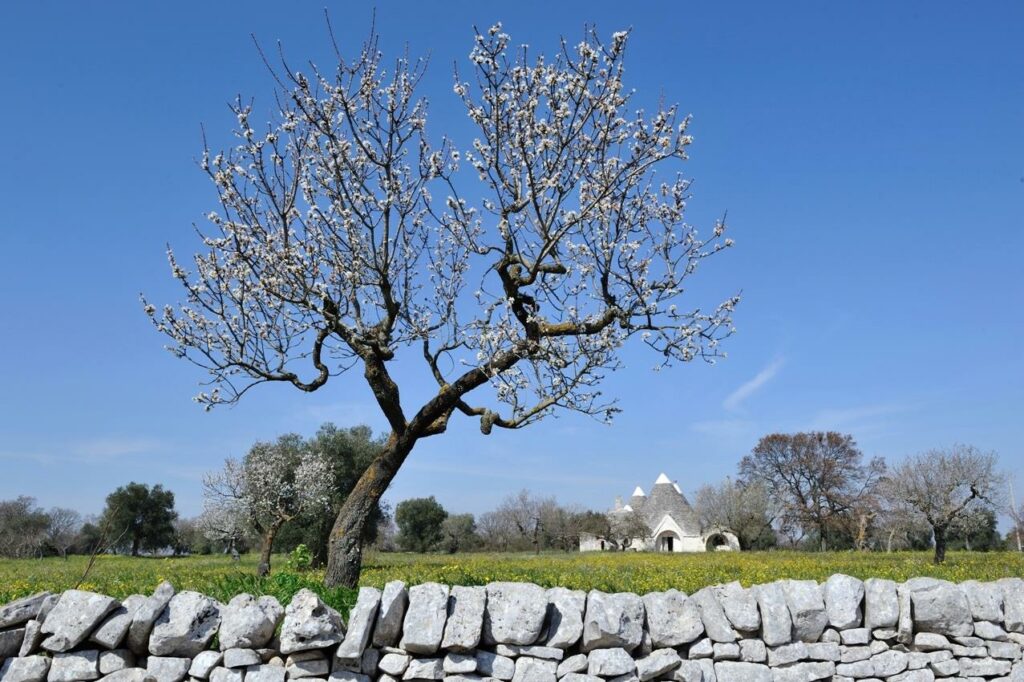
xmin=0 ymin=655 xmax=50 ymax=682
xmin=864 ymin=579 xmax=899 ymax=630
xmin=91 ymin=594 xmax=147 ymax=649
xmin=218 ymin=594 xmax=283 ymax=650
xmin=588 ymin=648 xmax=636 ymax=677
xmin=752 ymin=583 xmax=791 ymax=647
xmin=824 ymin=574 xmax=864 ymax=631
xmin=337 ymin=587 xmax=383 ymax=661
xmin=146 ymin=656 xmax=191 ymax=682
xmin=712 ymin=662 xmax=771 ymax=682
xmin=642 ymin=590 xmax=704 ymax=648
xmin=484 ymin=583 xmax=548 ymax=646
xmin=40 ymin=590 xmax=118 ymax=652
xmin=127 ymin=581 xmax=176 ymax=654
xmin=475 ymin=650 xmax=516 ymax=680
xmin=48 ymin=650 xmax=100 ymax=682
xmin=714 ymin=583 xmax=760 ymax=633
xmin=781 ymin=580 xmax=827 ymax=643
xmin=582 ymin=591 xmax=645 ymax=652
xmin=544 ymin=587 xmax=586 ymax=649
xmin=149 ymin=590 xmax=222 ymax=657
xmin=442 ymin=586 xmax=486 ymax=652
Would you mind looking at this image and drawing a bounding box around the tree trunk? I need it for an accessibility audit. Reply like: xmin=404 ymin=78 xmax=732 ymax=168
xmin=131 ymin=535 xmax=140 ymax=557
xmin=325 ymin=435 xmax=414 ymax=588
xmin=887 ymin=527 xmax=896 ymax=553
xmin=933 ymin=524 xmax=948 ymax=564
xmin=257 ymin=525 xmax=278 ymax=577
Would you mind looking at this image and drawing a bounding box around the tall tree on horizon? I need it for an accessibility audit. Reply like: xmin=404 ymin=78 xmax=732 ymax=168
xmin=739 ymin=432 xmax=885 ymax=551
xmin=101 ymin=483 xmax=178 ymax=556
xmin=144 ymin=21 xmax=738 ymax=587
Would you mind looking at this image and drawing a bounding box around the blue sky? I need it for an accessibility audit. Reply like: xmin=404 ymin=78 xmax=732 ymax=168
xmin=0 ymin=2 xmax=1021 ymax=522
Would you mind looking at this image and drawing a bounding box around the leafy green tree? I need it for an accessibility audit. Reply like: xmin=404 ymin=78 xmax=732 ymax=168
xmin=395 ymin=497 xmax=448 ymax=553
xmin=440 ymin=513 xmax=478 ymax=553
xmin=275 ymin=424 xmax=387 ymax=565
xmin=101 ymin=483 xmax=178 ymax=556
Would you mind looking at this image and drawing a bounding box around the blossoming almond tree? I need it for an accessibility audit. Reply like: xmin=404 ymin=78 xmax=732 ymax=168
xmin=144 ymin=23 xmax=738 ymax=587
xmin=203 ymin=435 xmax=333 ymax=575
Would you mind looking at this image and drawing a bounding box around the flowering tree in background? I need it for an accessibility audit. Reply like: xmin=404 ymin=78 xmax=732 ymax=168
xmin=203 ymin=434 xmax=332 ymax=575
xmin=145 ymin=22 xmax=737 ymax=586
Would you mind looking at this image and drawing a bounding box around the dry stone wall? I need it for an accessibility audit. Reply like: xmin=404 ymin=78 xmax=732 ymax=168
xmin=1 ymin=576 xmax=1023 ymax=682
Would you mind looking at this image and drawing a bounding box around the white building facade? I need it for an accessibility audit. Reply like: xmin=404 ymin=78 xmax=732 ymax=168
xmin=579 ymin=473 xmax=741 ymax=553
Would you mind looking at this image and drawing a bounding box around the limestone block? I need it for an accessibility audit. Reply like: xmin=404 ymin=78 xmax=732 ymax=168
xmin=712 ymin=661 xmax=771 ymax=682
xmin=636 ymin=648 xmax=681 ymax=681
xmin=91 ymin=594 xmax=147 ymax=649
xmin=475 ymin=650 xmax=516 ymax=680
xmin=692 ymin=589 xmax=737 ymax=643
xmin=0 ymin=655 xmax=50 ymax=682
xmin=910 ymin=581 xmax=974 ymax=638
xmin=588 ymin=648 xmax=636 ymax=677
xmin=642 ymin=590 xmax=704 ymax=648
xmin=824 ymin=574 xmax=865 ymax=631
xmin=752 ymin=583 xmax=791 ymax=647
xmin=864 ymin=579 xmax=899 ymax=630
xmin=218 ymin=594 xmax=283 ymax=650
xmin=127 ymin=581 xmax=176 ymax=654
xmin=146 ymin=656 xmax=192 ymax=682
xmin=781 ymin=580 xmax=827 ymax=643
xmin=40 ymin=590 xmax=119 ymax=652
xmin=48 ymin=650 xmax=100 ymax=682
xmin=484 ymin=583 xmax=548 ymax=647
xmin=401 ymin=583 xmax=450 ymax=655
xmin=714 ymin=583 xmax=760 ymax=634
xmin=337 ymin=587 xmax=383 ymax=661
xmin=558 ymin=654 xmax=590 ymax=677
xmin=544 ymin=587 xmax=585 ymax=649
xmin=279 ymin=588 xmax=345 ymax=654
xmin=149 ymin=591 xmax=222 ymax=657
xmin=374 ymin=581 xmax=410 ymax=648
xmin=0 ymin=593 xmax=51 ymax=630
xmin=441 ymin=586 xmax=486 ymax=652
xmin=512 ymin=657 xmax=557 ymax=682
xmin=582 ymin=591 xmax=645 ymax=652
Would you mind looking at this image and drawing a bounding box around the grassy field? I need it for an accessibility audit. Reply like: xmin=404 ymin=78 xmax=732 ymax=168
xmin=2 ymin=550 xmax=1022 ymax=615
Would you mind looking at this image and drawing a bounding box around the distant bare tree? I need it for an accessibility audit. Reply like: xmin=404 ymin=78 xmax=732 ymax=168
xmin=45 ymin=507 xmax=82 ymax=559
xmin=607 ymin=510 xmax=650 ymax=550
xmin=0 ymin=496 xmax=50 ymax=558
xmin=476 ymin=510 xmax=516 ymax=552
xmin=881 ymin=445 xmax=1004 ymax=564
xmin=695 ymin=478 xmax=777 ymax=550
xmin=739 ymin=432 xmax=885 ymax=551
xmin=144 ymin=20 xmax=738 ymax=587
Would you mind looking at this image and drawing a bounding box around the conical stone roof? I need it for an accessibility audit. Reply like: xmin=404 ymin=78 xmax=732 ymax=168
xmin=641 ymin=473 xmax=700 ymax=535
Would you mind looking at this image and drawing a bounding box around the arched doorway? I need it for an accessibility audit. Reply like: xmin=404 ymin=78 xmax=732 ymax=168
xmin=705 ymin=533 xmax=729 ymax=551
xmin=656 ymin=531 xmax=679 ymax=552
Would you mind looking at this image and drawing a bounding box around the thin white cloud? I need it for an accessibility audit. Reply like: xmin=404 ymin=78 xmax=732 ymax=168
xmin=723 ymin=358 xmax=784 ymax=411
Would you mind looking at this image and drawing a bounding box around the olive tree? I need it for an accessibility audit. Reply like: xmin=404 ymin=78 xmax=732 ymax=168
xmin=881 ymin=445 xmax=1004 ymax=564
xmin=145 ymin=23 xmax=737 ymax=586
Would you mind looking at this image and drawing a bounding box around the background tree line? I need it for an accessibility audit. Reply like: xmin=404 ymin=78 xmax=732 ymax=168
xmin=1 ymin=426 xmax=1019 ymax=565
